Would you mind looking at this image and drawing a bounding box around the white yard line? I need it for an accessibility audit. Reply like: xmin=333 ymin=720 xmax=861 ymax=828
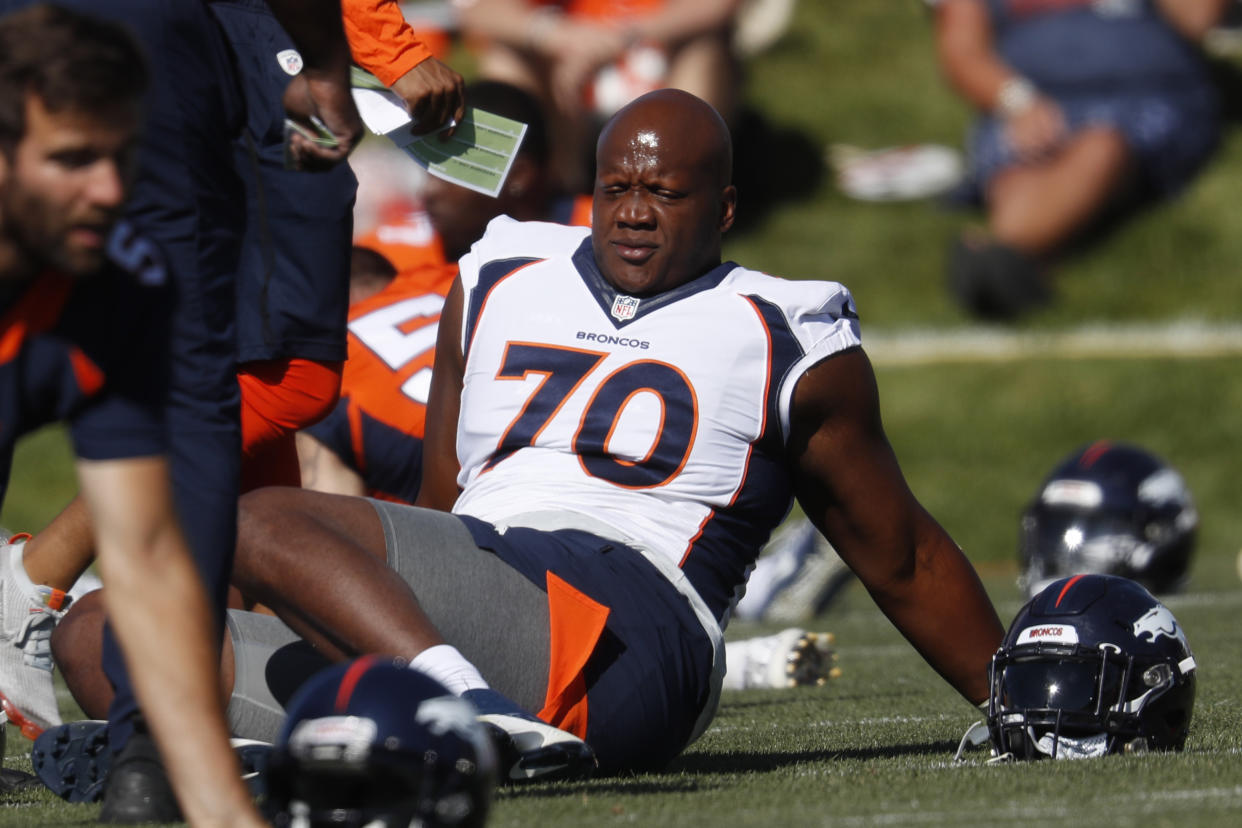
xmin=864 ymin=321 xmax=1242 ymax=366
xmin=831 ymin=786 xmax=1242 ymax=826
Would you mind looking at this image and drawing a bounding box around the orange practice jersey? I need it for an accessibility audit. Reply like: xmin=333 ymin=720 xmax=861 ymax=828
xmin=329 ymin=202 xmax=589 ymax=501
xmin=537 ymin=0 xmax=662 ymax=22
xmin=341 ymin=257 xmax=456 ymax=449
xmin=342 ymin=0 xmax=439 ymax=85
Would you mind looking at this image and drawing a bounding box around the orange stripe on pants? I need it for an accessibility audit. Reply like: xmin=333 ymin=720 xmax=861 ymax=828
xmin=537 ymin=571 xmax=610 ymax=739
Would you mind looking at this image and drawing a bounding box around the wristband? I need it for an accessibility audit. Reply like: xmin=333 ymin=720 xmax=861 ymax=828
xmin=994 ymin=76 xmax=1036 ymax=118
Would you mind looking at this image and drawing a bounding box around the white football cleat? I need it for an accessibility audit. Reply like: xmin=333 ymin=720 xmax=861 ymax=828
xmin=463 ymin=688 xmax=597 ymax=783
xmin=0 ymin=534 xmax=70 ymax=734
xmin=723 ymin=627 xmax=841 ymax=691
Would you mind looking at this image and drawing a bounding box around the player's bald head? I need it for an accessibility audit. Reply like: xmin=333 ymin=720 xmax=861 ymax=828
xmin=591 ymin=90 xmax=737 ymax=296
xmin=596 ymin=89 xmax=732 ymax=189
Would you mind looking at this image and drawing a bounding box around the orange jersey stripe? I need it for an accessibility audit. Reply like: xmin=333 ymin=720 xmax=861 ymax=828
xmin=0 ymin=272 xmax=74 ymax=365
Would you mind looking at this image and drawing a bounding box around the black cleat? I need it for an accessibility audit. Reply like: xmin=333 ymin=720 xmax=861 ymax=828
xmin=97 ymin=728 xmax=181 ymax=824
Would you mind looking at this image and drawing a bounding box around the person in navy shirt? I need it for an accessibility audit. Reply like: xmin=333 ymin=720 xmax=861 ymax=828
xmin=934 ymin=0 xmax=1229 ymax=318
xmin=0 ymin=5 xmax=269 ymax=825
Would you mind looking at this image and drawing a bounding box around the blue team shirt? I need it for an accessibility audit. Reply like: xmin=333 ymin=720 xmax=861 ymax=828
xmin=988 ymin=0 xmax=1212 ymax=97
xmin=965 ymin=0 xmax=1219 ymax=196
xmin=0 ymin=223 xmax=172 ymax=501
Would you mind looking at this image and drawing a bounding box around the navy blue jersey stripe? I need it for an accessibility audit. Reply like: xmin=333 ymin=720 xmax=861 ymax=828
xmin=743 ymin=294 xmax=806 ymax=450
xmin=676 ymin=294 xmax=808 ymax=621
xmin=681 ymin=448 xmax=794 ymax=622
xmin=463 ymin=257 xmax=542 ymax=360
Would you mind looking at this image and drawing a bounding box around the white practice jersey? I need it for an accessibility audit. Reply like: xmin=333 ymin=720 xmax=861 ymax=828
xmin=452 ymin=216 xmax=862 ymax=621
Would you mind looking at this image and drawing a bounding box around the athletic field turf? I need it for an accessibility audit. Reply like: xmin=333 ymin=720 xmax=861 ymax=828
xmin=4 ymin=1 xmax=1242 ymax=824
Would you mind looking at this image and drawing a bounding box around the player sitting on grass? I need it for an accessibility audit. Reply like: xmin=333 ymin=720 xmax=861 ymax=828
xmin=50 ymin=88 xmax=1003 ymax=783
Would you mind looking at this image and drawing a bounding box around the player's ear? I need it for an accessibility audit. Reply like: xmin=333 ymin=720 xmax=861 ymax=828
xmin=503 ymin=156 xmax=537 ymax=200
xmin=718 ymin=184 xmax=737 ymax=234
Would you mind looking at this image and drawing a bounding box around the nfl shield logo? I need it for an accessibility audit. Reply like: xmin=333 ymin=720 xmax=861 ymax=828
xmin=276 ymin=49 xmax=304 ymax=76
xmin=611 ymin=294 xmax=640 ymax=321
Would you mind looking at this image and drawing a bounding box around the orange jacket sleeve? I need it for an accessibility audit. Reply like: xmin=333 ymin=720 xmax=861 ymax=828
xmin=342 ymin=0 xmax=434 ymax=87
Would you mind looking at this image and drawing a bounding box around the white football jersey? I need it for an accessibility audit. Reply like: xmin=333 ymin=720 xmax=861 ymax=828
xmin=452 ymin=216 xmax=861 ymax=621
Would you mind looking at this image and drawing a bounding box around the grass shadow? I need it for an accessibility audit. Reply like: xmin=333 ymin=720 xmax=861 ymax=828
xmin=672 ymin=740 xmax=960 ymax=775
xmin=730 ymin=106 xmax=827 ymax=236
xmin=495 ymin=739 xmax=959 ymax=801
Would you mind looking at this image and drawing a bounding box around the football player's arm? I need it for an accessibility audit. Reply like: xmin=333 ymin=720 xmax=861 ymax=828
xmin=788 ymin=348 xmax=1003 ymax=705
xmin=1154 ymin=0 xmax=1230 ymax=41
xmin=625 ymin=0 xmax=743 ymax=46
xmin=342 ymin=0 xmax=465 ymax=134
xmin=267 ymin=0 xmax=364 ymax=168
xmin=457 ymin=0 xmax=629 ymax=112
xmin=76 ymin=456 xmax=265 ymax=828
xmin=414 ymin=277 xmax=465 ymax=511
xmin=933 ymin=0 xmax=1010 ymax=112
xmin=934 ymin=0 xmax=1063 ymax=158
xmin=296 ymin=432 xmax=367 ymax=497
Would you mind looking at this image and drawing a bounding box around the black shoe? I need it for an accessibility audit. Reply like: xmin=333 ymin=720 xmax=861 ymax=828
xmin=949 ymin=235 xmax=1049 ymax=320
xmin=98 ymin=729 xmax=182 ymax=824
xmin=31 ymin=719 xmax=112 ymax=803
xmin=0 ymin=766 xmax=40 ymax=792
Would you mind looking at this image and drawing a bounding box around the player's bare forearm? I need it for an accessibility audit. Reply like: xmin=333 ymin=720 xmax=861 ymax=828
xmin=1155 ymin=0 xmax=1229 ymax=41
xmin=790 ymin=349 xmax=1003 ymax=705
xmin=77 ymin=458 xmax=265 ymax=827
xmin=935 ymin=0 xmax=1019 ymax=114
xmin=630 ymin=0 xmax=743 ymax=46
xmin=861 ymin=512 xmax=1003 ymax=704
xmin=269 ymin=0 xmax=363 ymax=165
xmin=296 ymin=433 xmax=367 ymax=497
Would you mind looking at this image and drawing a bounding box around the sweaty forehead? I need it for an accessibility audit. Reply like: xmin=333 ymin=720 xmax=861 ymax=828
xmin=599 ymin=120 xmax=703 ymax=180
xmin=598 ymin=92 xmax=730 ymax=183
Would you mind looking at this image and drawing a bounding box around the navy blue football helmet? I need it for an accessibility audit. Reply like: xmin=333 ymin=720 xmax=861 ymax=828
xmin=1019 ymin=441 xmax=1197 ymax=598
xmin=263 ymin=656 xmax=497 ymax=828
xmin=988 ymin=574 xmax=1196 ymax=760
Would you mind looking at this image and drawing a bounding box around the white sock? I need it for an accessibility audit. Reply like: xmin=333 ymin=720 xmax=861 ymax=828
xmin=409 ymin=644 xmax=489 ymax=696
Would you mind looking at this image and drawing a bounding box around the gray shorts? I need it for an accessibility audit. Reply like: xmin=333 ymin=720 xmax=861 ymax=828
xmin=226 ymin=501 xmax=551 ymax=742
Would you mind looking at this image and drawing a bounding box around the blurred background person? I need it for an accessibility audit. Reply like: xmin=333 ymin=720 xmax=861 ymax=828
xmin=933 ymin=0 xmax=1229 ymax=320
xmin=456 ymin=0 xmax=744 ymax=192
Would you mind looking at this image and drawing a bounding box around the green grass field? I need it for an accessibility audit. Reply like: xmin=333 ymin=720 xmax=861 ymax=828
xmin=4 ymin=1 xmax=1242 ymax=824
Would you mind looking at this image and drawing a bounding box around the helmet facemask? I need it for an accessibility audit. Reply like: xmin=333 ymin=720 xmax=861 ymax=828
xmin=987 ymin=640 xmax=1193 ymax=760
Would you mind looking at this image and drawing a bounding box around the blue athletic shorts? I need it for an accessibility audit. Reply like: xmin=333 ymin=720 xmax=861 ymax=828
xmin=371 ymin=502 xmax=717 ymax=773
xmin=967 ymin=90 xmax=1219 ymax=199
